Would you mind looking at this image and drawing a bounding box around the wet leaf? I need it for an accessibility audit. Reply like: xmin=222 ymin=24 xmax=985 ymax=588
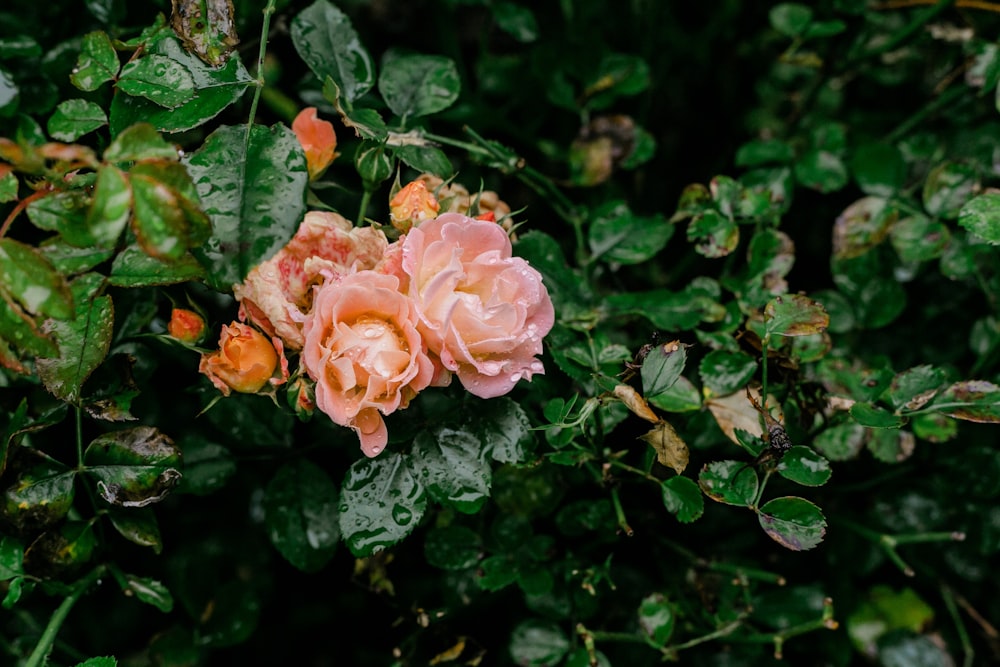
xmin=424 ymin=525 xmax=481 ymax=570
xmin=648 ymin=375 xmax=701 ymax=412
xmin=929 ymin=380 xmax=1000 ymax=423
xmin=3 ymin=455 xmax=75 ymax=530
xmin=264 ymin=460 xmax=340 ymax=573
xmin=832 ymin=197 xmax=895 ymax=259
xmin=109 ymin=245 xmax=205 ymax=287
xmin=923 ymin=161 xmax=979 ymax=219
xmin=0 ymin=536 xmax=24 ymax=580
xmin=85 ymin=164 xmax=133 ymax=248
xmin=103 ymin=123 xmax=179 ymax=163
xmin=109 ymin=38 xmax=252 ymax=135
xmin=890 ymin=215 xmax=951 ymax=263
xmin=391 ymin=144 xmax=452 ymax=177
xmin=0 ymin=294 xmax=58 ymax=358
xmin=699 ymin=349 xmax=757 ymax=397
xmin=476 ymin=397 xmax=534 ymax=464
xmin=47 ymin=99 xmax=107 ymax=141
xmin=660 ymin=475 xmax=704 ymax=523
xmin=638 ymin=593 xmax=675 ymax=646
xmin=887 ymin=365 xmax=946 ymax=412
xmin=687 ymin=209 xmax=739 ymax=258
xmin=70 ymin=31 xmax=119 ymax=91
xmin=411 ymin=426 xmax=491 ymax=514
xmin=757 ymin=496 xmax=826 ymax=551
xmin=777 ymin=446 xmax=832 ymax=486
xmin=641 ymin=339 xmax=686 ymax=397
xmin=698 ymin=460 xmax=758 ymax=507
xmin=0 ymin=238 xmax=74 ymax=319
xmin=107 ymin=507 xmax=162 ymax=553
xmin=812 ymin=422 xmax=866 ymax=461
xmin=849 ymin=402 xmax=907 ymax=428
xmin=589 ymin=200 xmax=672 ymax=264
xmin=170 ymin=0 xmax=240 ymax=66
xmin=291 ymin=0 xmax=375 ymax=104
xmin=36 ymin=273 xmax=113 ymax=403
xmin=765 ymin=294 xmax=829 ymax=337
xmin=509 ymin=619 xmax=570 ymax=667
xmin=338 ymin=452 xmax=427 ymax=557
xmin=379 ymin=51 xmax=460 ymax=119
xmin=122 ymin=573 xmax=173 ymax=612
xmin=640 ymin=421 xmax=689 ymax=474
xmin=185 ymin=123 xmax=307 ymax=290
xmin=957 ymin=191 xmax=1000 ymax=244
xmin=83 ymin=426 xmax=182 ymax=507
xmin=117 ymin=55 xmax=196 ymax=109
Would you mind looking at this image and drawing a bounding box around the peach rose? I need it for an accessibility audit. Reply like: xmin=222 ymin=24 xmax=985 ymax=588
xmin=292 ymin=107 xmax=337 ymax=180
xmin=234 ymin=211 xmax=388 ymax=349
xmin=167 ymin=308 xmax=205 ymax=344
xmin=395 ymin=213 xmax=554 ymax=398
xmin=200 ymin=322 xmax=287 ymax=395
xmin=301 ymin=271 xmax=435 ymax=456
xmin=389 ymin=179 xmax=440 ymax=233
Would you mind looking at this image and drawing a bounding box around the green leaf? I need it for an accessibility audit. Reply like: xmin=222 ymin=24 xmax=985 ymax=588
xmin=36 ymin=273 xmax=113 ymax=403
xmin=735 ymin=139 xmax=794 ymax=167
xmin=846 ymin=585 xmax=936 ymax=655
xmin=890 ymin=215 xmax=951 ymax=263
xmin=608 ymin=281 xmax=725 ymax=331
xmin=128 ymin=160 xmax=210 ymax=261
xmin=923 ymin=161 xmax=979 ymax=219
xmin=479 ymin=554 xmax=519 ymax=591
xmin=109 ymin=246 xmax=205 ymax=287
xmin=641 ymin=339 xmax=687 ymax=397
xmin=0 ymin=171 xmax=17 ymax=203
xmin=47 ymin=99 xmax=107 ymax=141
xmin=117 ymin=54 xmax=196 ymax=109
xmin=107 ymin=507 xmax=162 ymax=553
xmin=175 ymin=437 xmax=236 ymax=495
xmin=957 ymin=192 xmax=1000 ymax=244
xmin=0 ymin=238 xmax=74 ymax=319
xmin=930 ymin=380 xmax=1000 ymax=423
xmin=424 ymin=525 xmax=481 ymax=571
xmin=109 ymin=38 xmax=253 ymax=135
xmin=699 ymin=350 xmax=757 ymax=397
xmin=379 ymin=51 xmax=460 ymax=119
xmin=795 ymin=149 xmax=848 ymax=193
xmin=589 ymin=200 xmax=672 ymax=264
xmin=698 ymin=460 xmax=758 ymax=507
xmin=887 ymin=365 xmax=946 ymax=412
xmin=777 ymin=446 xmax=832 ymax=486
xmin=584 ymin=53 xmax=650 ymax=111
xmin=0 ymin=536 xmax=24 ymax=580
xmin=391 ymin=144 xmax=452 ymax=177
xmin=660 ymin=475 xmax=704 ymax=523
xmin=765 ymin=294 xmax=830 ymax=337
xmin=123 ymin=574 xmax=173 ymax=612
xmin=770 ymin=3 xmax=813 ymax=37
xmin=85 ymin=164 xmax=133 ymax=248
xmin=850 ymin=142 xmax=906 ymax=197
xmin=3 ymin=456 xmax=75 ymax=529
xmin=638 ymin=593 xmax=675 ymax=646
xmin=648 ymin=375 xmax=702 ymax=412
xmin=322 ymin=77 xmax=388 ymax=141
xmin=509 ymin=619 xmax=570 ymax=667
xmin=0 ymin=67 xmax=18 ymax=118
xmin=338 ymin=452 xmax=427 ymax=557
xmin=493 ymin=2 xmax=539 ymax=42
xmin=849 ymin=402 xmax=907 ymax=428
xmin=74 ymin=657 xmax=117 ymax=667
xmin=103 ymin=122 xmax=179 ymax=163
xmin=83 ymin=426 xmax=182 ymax=507
xmin=184 ymin=123 xmax=308 ymax=291
xmin=813 ymin=422 xmax=866 ymax=461
xmin=757 ymin=496 xmax=826 ymax=551
xmin=411 ymin=426 xmax=491 ymax=514
xmin=687 ymin=210 xmax=739 ymax=258
xmin=70 ymin=31 xmax=119 ymax=91
xmin=0 ymin=295 xmax=58 ymax=358
xmin=264 ymin=460 xmax=340 ymax=573
xmin=476 ymin=397 xmax=534 ymax=464
xmin=291 ymin=0 xmax=375 ymax=104
xmin=31 ymin=521 xmax=97 ymax=568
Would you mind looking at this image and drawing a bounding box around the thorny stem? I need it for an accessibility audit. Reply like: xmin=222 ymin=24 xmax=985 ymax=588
xmin=941 ymin=585 xmax=975 ymax=667
xmin=245 ymin=0 xmax=278 ymax=150
xmin=24 ymin=566 xmax=104 ymax=667
xmin=837 ymin=518 xmax=966 ymax=576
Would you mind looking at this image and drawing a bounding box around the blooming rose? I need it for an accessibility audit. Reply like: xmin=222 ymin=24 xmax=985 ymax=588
xmin=389 ymin=179 xmax=440 ymax=233
xmin=234 ymin=211 xmax=388 ymax=349
xmin=394 ymin=213 xmax=554 ymax=398
xmin=200 ymin=322 xmax=287 ymax=395
xmin=301 ymin=271 xmax=435 ymax=456
xmin=292 ymin=107 xmax=337 ymax=180
xmin=167 ymin=308 xmax=205 ymax=344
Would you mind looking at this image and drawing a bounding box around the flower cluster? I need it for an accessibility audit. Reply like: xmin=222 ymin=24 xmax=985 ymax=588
xmin=199 ymin=112 xmax=554 ymax=457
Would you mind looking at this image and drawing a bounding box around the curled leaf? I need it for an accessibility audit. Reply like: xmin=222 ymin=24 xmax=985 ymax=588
xmin=640 ymin=421 xmax=689 ymax=473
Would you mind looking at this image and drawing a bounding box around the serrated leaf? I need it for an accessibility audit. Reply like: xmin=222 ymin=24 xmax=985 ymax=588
xmin=0 ymin=238 xmax=74 ymax=319
xmin=757 ymin=496 xmax=826 ymax=551
xmin=698 ymin=460 xmax=758 ymax=507
xmin=36 ymin=273 xmax=113 ymax=403
xmin=184 ymin=123 xmax=308 ymax=291
xmin=930 ymin=380 xmax=1000 ymax=423
xmin=648 ymin=375 xmax=702 ymax=412
xmin=776 ymin=446 xmax=832 ymax=486
xmin=379 ymin=51 xmax=460 ymax=119
xmin=264 ymin=460 xmax=340 ymax=573
xmin=660 ymin=475 xmax=704 ymax=523
xmin=957 ymin=192 xmax=1000 ymax=244
xmin=338 ymin=452 xmax=426 ymax=557
xmin=71 ymin=31 xmax=119 ymax=91
xmin=764 ymin=294 xmax=830 ymax=337
xmin=291 ymin=0 xmax=375 ymax=104
xmin=641 ymin=339 xmax=687 ymax=397
xmin=103 ymin=123 xmax=179 ymax=163
xmin=83 ymin=426 xmax=182 ymax=507
xmin=391 ymin=144 xmax=452 ymax=178
xmin=411 ymin=426 xmax=491 ymax=513
xmin=589 ymin=200 xmax=672 ymax=264
xmin=117 ymin=54 xmax=196 ymax=109
xmin=108 ymin=245 xmax=205 ymax=287
xmin=47 ymin=99 xmax=107 ymax=141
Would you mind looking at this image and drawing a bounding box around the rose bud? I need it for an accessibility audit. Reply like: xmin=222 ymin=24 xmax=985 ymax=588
xmin=167 ymin=308 xmax=205 ymax=344
xmin=389 ymin=180 xmax=440 ymax=233
xmin=199 ymin=322 xmax=280 ymax=395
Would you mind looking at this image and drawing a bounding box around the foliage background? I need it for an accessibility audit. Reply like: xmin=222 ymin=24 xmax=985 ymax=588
xmin=1 ymin=0 xmax=1000 ymax=666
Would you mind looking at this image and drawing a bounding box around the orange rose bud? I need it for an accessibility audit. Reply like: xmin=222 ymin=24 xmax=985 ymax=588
xmin=292 ymin=107 xmax=337 ymax=181
xmin=199 ymin=322 xmax=279 ymax=395
xmin=167 ymin=308 xmax=205 ymax=344
xmin=389 ymin=180 xmax=440 ymax=233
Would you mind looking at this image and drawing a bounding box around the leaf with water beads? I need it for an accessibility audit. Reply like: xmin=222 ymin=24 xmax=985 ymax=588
xmin=264 ymin=460 xmax=340 ymax=572
xmin=757 ymin=496 xmax=826 ymax=551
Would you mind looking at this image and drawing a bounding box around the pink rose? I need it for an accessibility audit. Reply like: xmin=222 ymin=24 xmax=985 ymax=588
xmin=234 ymin=211 xmax=388 ymax=349
xmin=301 ymin=271 xmax=435 ymax=456
xmin=396 ymin=213 xmax=554 ymax=398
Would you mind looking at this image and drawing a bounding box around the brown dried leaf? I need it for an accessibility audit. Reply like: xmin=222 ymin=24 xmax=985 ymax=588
xmin=640 ymin=421 xmax=689 ymax=474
